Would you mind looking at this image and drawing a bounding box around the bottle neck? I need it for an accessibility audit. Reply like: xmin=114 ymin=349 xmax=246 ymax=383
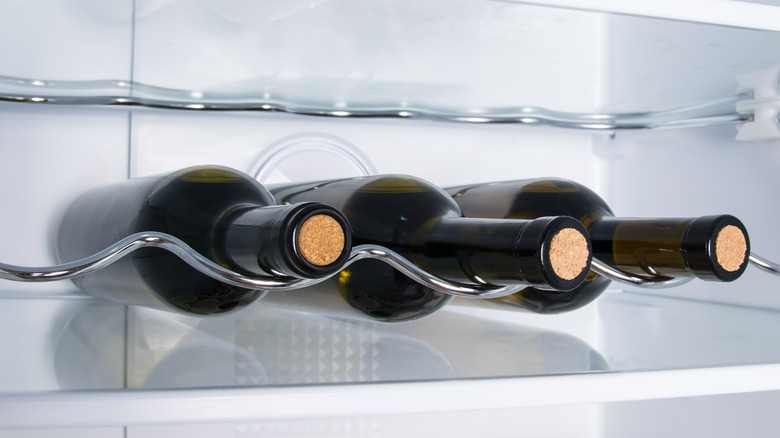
xmin=590 ymin=215 xmax=749 ymax=281
xmin=416 ymin=216 xmax=592 ymax=291
xmin=215 ymin=203 xmax=352 ymax=279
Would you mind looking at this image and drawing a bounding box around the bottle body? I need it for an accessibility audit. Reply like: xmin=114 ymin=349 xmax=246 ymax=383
xmin=57 ymin=165 xmax=352 ymax=315
xmin=270 ymin=175 xmax=592 ymax=322
xmin=446 ymin=178 xmax=750 ymax=313
xmin=271 ymin=175 xmax=457 ymax=321
xmin=591 ymin=215 xmax=749 ymax=281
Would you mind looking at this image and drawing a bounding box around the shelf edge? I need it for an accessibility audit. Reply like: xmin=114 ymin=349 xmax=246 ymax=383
xmin=503 ymin=0 xmax=780 ymax=32
xmin=2 ymin=363 xmax=780 ymax=429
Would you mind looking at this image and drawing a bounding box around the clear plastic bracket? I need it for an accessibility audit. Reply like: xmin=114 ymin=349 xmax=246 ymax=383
xmin=736 ymin=65 xmax=780 ymax=141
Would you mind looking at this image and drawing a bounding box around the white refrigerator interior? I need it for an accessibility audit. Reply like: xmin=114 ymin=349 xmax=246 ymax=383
xmin=1 ymin=0 xmax=780 ymax=436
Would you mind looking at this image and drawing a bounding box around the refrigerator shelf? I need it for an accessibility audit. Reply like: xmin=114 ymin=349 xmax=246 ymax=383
xmin=3 ymin=1 xmax=780 ymax=124
xmin=0 ymin=289 xmax=779 ymax=429
xmin=0 ymin=75 xmax=752 ymax=131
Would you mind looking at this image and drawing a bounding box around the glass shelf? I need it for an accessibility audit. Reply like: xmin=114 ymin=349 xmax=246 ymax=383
xmin=1 ymin=286 xmax=779 ymax=429
xmin=0 ymin=289 xmax=606 ymax=394
xmin=2 ymin=0 xmax=779 ymax=130
xmin=2 ymin=284 xmax=780 ymax=393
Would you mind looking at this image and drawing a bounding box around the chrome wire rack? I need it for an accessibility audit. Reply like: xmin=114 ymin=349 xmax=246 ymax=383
xmin=1 ymin=231 xmax=774 ymax=298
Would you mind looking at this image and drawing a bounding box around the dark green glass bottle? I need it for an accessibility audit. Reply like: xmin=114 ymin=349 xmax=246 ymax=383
xmin=56 ymin=165 xmax=352 ymax=315
xmin=270 ymin=174 xmax=592 ymax=322
xmin=445 ymin=178 xmax=751 ymax=314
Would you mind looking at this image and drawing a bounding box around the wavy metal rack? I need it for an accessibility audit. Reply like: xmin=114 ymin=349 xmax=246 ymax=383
xmin=1 ymin=231 xmax=776 ymax=300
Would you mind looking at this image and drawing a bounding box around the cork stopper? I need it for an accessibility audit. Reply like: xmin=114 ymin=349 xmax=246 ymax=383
xmin=549 ymin=227 xmax=590 ymax=280
xmin=297 ymin=214 xmax=346 ymax=266
xmin=715 ymin=225 xmax=748 ymax=272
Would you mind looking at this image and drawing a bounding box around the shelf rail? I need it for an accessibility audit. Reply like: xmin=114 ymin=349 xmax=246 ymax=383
xmin=0 ymin=75 xmax=752 ymax=131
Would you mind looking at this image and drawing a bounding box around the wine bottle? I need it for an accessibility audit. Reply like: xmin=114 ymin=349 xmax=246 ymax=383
xmin=445 ymin=178 xmax=751 ymax=313
xmin=269 ymin=174 xmax=593 ymax=322
xmin=56 ymin=165 xmax=352 ymax=315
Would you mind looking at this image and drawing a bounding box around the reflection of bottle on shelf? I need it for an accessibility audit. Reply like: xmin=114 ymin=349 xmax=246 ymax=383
xmin=56 ymin=165 xmax=352 ymax=315
xmin=445 ymin=178 xmax=750 ymax=313
xmin=53 ymin=303 xmax=126 ymax=390
xmin=53 ymin=302 xmax=454 ymax=388
xmin=54 ymin=304 xmax=267 ymax=390
xmin=135 ymin=310 xmax=268 ymax=389
xmin=54 ymin=300 xmax=608 ymax=391
xmin=227 ymin=306 xmax=456 ymax=384
xmin=394 ymin=310 xmax=610 ymax=377
xmin=270 ymin=174 xmax=592 ymax=322
xmin=221 ymin=302 xmax=609 ymax=382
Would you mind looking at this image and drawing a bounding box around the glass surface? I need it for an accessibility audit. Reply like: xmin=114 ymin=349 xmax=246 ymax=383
xmin=599 ymin=291 xmax=780 ymax=372
xmin=47 ymin=289 xmax=609 ymax=391
xmin=2 ymin=285 xmax=780 ymax=393
xmin=1 ymin=0 xmax=779 ymax=129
